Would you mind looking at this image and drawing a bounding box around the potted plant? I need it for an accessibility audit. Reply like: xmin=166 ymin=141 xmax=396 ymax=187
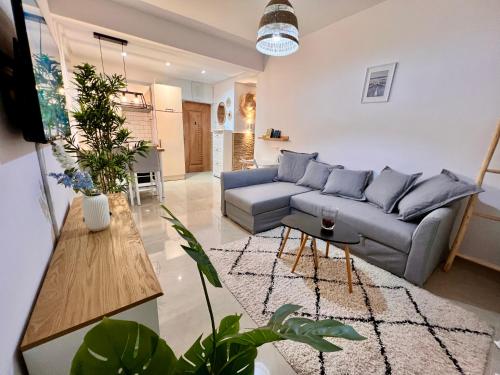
xmin=70 ymin=207 xmax=366 ymax=373
xmin=50 ymin=142 xmax=110 ymax=232
xmin=63 ymin=63 xmax=149 ymax=194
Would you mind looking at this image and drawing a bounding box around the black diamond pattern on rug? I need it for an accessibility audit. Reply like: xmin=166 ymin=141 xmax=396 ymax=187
xmin=209 ymin=228 xmax=492 ymax=375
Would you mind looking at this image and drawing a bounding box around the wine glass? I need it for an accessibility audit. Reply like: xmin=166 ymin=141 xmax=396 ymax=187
xmin=321 ymin=207 xmax=338 ymax=233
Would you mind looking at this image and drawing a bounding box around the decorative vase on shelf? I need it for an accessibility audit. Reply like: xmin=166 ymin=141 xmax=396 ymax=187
xmin=82 ymin=193 xmax=110 ymax=232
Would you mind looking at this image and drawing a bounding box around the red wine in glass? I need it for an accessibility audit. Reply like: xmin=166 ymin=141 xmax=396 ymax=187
xmin=321 ymin=208 xmax=338 ymax=233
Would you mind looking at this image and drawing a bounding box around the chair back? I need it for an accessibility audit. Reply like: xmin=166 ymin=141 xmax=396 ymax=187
xmin=133 ymin=148 xmax=161 ymax=174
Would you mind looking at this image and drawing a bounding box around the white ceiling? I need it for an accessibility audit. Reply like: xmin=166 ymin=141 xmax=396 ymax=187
xmin=54 ymin=0 xmax=385 ymax=85
xmin=111 ymin=0 xmax=386 ymax=46
xmin=57 ymin=17 xmax=252 ymax=85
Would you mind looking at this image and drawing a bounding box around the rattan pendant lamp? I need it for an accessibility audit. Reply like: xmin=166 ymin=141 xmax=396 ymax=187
xmin=256 ymin=0 xmax=299 ymax=57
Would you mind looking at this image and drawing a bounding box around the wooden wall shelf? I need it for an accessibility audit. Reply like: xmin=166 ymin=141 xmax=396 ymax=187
xmin=259 ymin=135 xmax=290 ymax=142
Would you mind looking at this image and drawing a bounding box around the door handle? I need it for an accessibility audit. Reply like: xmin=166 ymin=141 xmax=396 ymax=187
xmin=165 ymin=108 xmax=174 ymax=112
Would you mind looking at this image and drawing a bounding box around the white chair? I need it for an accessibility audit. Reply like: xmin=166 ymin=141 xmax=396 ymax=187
xmin=130 ymin=148 xmax=163 ymax=206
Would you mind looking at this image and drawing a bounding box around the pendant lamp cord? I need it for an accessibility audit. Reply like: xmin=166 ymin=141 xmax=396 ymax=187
xmin=121 ymin=43 xmax=128 ymax=91
xmin=98 ymin=37 xmax=105 ymax=74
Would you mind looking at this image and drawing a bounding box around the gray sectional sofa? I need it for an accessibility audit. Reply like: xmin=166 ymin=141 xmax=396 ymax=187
xmin=221 ymin=167 xmax=459 ymax=286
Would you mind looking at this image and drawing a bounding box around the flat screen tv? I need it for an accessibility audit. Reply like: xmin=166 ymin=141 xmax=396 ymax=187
xmin=11 ymin=0 xmax=70 ymax=143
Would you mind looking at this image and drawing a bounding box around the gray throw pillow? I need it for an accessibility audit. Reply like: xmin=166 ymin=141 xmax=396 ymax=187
xmin=296 ymin=160 xmax=343 ymax=190
xmin=322 ymin=169 xmax=373 ymax=201
xmin=397 ymin=169 xmax=483 ymax=221
xmin=275 ymin=150 xmax=318 ymax=183
xmin=365 ymin=166 xmax=422 ymax=213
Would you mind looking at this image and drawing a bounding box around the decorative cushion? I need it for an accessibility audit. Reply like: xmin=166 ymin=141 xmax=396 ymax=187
xmin=322 ymin=169 xmax=373 ymax=201
xmin=296 ymin=160 xmax=343 ymax=190
xmin=275 ymin=150 xmax=318 ymax=183
xmin=397 ymin=169 xmax=483 ymax=221
xmin=365 ymin=166 xmax=422 ymax=213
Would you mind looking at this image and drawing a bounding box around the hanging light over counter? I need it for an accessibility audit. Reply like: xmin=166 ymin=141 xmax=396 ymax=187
xmin=93 ymin=32 xmax=151 ymax=112
xmin=256 ymin=0 xmax=299 ymax=57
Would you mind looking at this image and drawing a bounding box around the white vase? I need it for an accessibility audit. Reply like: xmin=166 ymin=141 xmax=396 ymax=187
xmin=82 ymin=194 xmax=110 ymax=232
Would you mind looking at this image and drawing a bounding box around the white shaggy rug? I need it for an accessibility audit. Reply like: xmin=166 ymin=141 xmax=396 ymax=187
xmin=208 ymin=227 xmax=494 ymax=375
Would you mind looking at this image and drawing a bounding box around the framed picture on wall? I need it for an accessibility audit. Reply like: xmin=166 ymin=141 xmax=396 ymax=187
xmin=361 ymin=62 xmax=397 ymax=103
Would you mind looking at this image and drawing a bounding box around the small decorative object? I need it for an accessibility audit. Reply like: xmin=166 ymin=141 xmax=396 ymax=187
xmin=217 ymin=102 xmax=226 ymax=125
xmin=227 ymin=110 xmax=233 ymax=122
xmin=225 ymin=96 xmax=232 ymax=108
xmin=321 ymin=207 xmax=338 ymax=233
xmin=82 ymin=192 xmax=111 ymax=232
xmin=256 ymin=0 xmax=300 ymax=57
xmin=50 ymin=142 xmax=110 ymax=232
xmin=265 ymin=128 xmax=273 ymax=137
xmin=361 ymin=62 xmax=397 ymax=103
xmin=239 ymin=92 xmax=256 ymax=127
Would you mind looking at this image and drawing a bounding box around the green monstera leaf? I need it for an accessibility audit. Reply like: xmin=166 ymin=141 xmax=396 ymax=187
xmin=174 ymin=314 xmax=245 ymax=374
xmin=162 ymin=205 xmax=222 ymax=288
xmin=71 ymin=318 xmax=177 ymax=375
xmin=221 ymin=304 xmax=366 ymax=352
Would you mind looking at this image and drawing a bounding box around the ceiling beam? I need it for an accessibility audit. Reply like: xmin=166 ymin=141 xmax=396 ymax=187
xmin=47 ymin=0 xmax=264 ymax=72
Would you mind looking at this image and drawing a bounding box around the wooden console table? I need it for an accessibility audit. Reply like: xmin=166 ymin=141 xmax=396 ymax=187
xmin=20 ymin=194 xmax=163 ymax=375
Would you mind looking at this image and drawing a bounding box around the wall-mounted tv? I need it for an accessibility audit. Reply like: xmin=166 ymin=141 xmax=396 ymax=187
xmin=11 ymin=0 xmax=70 ymax=143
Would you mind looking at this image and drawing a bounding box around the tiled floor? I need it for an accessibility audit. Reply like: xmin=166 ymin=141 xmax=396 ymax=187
xmin=132 ymin=172 xmax=499 ymax=374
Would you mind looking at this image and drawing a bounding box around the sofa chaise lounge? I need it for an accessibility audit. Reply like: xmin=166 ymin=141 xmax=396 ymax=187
xmin=221 ymin=167 xmax=461 ymax=286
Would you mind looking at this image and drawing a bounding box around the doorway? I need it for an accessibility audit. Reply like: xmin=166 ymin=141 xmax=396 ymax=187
xmin=182 ymin=101 xmax=212 ymax=173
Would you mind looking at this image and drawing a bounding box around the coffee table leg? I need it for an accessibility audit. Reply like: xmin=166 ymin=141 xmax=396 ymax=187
xmin=344 ymin=245 xmax=353 ymax=293
xmin=312 ymin=238 xmax=319 ymax=268
xmin=326 ymin=241 xmax=330 ymax=258
xmin=291 ymin=234 xmax=308 ymax=273
xmin=278 ymin=227 xmax=291 ymax=258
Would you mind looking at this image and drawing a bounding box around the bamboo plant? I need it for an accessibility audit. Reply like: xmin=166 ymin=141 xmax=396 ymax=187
xmin=70 ymin=207 xmax=366 ymax=374
xmin=63 ymin=63 xmax=149 ymax=194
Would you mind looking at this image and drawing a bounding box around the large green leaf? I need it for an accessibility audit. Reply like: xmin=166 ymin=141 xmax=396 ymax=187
xmin=161 ymin=205 xmax=222 ymax=288
xmin=221 ymin=304 xmax=366 ymax=353
xmin=174 ymin=314 xmax=243 ymax=374
xmin=71 ymin=318 xmax=176 ymax=375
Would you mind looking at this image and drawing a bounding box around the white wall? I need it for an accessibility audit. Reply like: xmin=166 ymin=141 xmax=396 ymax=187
xmin=212 ymin=78 xmax=235 ymax=131
xmin=255 ymin=0 xmax=500 ymax=267
xmin=0 ymin=1 xmax=72 ymax=373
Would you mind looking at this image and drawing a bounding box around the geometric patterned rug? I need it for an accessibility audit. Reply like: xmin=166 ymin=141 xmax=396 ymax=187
xmin=208 ymin=227 xmax=494 ymax=375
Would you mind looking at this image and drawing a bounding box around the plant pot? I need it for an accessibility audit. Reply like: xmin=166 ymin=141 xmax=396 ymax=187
xmin=82 ymin=194 xmax=110 ymax=232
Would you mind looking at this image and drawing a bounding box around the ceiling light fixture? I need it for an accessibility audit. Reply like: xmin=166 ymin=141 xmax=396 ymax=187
xmin=256 ymin=0 xmax=299 ymax=57
xmin=93 ymin=32 xmax=151 ymax=112
xmin=165 ymin=62 xmax=171 ymax=66
xmin=201 ymin=70 xmax=206 ymax=74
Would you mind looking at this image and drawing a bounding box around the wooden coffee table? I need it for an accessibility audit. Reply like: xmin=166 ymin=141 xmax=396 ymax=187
xmin=278 ymin=213 xmax=360 ymax=293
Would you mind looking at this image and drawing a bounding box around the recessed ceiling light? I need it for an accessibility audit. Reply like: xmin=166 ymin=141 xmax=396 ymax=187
xmin=121 ymin=51 xmax=127 ymax=57
xmin=201 ymin=70 xmax=206 ymax=74
xmin=165 ymin=62 xmax=171 ymax=66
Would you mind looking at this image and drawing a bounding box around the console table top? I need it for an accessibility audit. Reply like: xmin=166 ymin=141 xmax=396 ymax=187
xmin=20 ymin=194 xmax=163 ymax=351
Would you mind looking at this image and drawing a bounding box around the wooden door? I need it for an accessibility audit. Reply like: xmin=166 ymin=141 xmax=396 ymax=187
xmin=183 ymin=101 xmax=212 ymax=172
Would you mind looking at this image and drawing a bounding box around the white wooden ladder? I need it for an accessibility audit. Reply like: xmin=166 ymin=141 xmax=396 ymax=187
xmin=444 ymin=120 xmax=500 ymax=272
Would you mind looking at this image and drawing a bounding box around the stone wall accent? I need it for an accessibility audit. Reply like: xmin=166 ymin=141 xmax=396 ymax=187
xmin=232 ymin=132 xmax=255 ymax=170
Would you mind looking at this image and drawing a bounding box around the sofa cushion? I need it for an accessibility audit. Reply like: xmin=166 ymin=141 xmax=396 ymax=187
xmin=296 ymin=160 xmax=343 ymax=190
xmin=398 ymin=169 xmax=483 ymax=221
xmin=225 ymin=182 xmax=312 ymax=216
xmin=365 ymin=166 xmax=422 ymax=213
xmin=291 ymin=190 xmax=417 ymax=253
xmin=275 ymin=150 xmax=318 ymax=183
xmin=322 ymin=169 xmax=373 ymax=201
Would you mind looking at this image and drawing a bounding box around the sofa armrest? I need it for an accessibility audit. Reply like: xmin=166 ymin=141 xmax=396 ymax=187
xmin=220 ymin=167 xmax=278 ymax=215
xmin=404 ymin=205 xmax=458 ymax=286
